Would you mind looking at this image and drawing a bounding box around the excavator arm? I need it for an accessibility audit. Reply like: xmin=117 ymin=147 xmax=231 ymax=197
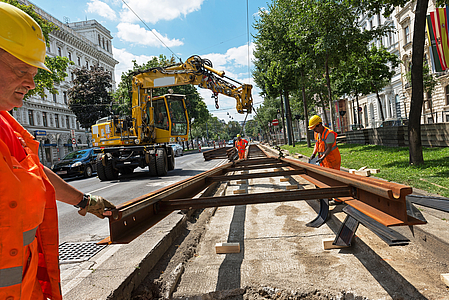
xmin=132 ymin=55 xmax=253 ymax=114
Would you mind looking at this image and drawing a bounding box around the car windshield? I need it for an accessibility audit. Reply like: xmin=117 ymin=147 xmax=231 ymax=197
xmin=63 ymin=149 xmax=90 ymax=160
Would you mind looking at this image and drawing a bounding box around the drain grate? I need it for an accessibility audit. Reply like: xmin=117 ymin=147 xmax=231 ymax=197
xmin=59 ymin=242 xmax=106 ymax=264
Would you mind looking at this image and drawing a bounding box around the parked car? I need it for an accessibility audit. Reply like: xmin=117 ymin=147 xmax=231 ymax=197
xmin=169 ymin=144 xmax=183 ymax=157
xmin=51 ymin=148 xmax=97 ymax=178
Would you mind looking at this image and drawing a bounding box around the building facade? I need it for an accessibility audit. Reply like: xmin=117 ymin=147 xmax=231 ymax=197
xmin=12 ymin=0 xmax=118 ymax=167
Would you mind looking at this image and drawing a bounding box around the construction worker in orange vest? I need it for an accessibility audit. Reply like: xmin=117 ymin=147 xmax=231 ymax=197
xmin=235 ymin=134 xmax=248 ymax=160
xmin=308 ymin=115 xmax=341 ymax=170
xmin=0 ymin=3 xmax=115 ymax=299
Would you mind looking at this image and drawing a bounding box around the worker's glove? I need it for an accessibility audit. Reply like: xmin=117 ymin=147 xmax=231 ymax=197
xmin=316 ymin=157 xmax=324 ymax=165
xmin=310 ymin=153 xmax=316 ymax=160
xmin=78 ymin=194 xmax=116 ymax=219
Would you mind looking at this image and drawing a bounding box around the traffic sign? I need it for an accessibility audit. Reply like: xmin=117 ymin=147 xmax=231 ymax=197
xmin=71 ymin=138 xmax=76 ymax=145
xmin=272 ymin=119 xmax=279 ymax=126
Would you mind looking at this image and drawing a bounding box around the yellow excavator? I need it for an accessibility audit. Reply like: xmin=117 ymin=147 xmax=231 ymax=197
xmin=92 ymin=55 xmax=253 ymax=180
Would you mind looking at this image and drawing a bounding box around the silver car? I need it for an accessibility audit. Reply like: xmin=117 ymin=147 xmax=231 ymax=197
xmin=169 ymin=144 xmax=183 ymax=157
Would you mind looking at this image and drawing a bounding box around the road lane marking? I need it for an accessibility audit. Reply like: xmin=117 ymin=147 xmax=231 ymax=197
xmin=88 ymin=182 xmax=120 ymax=194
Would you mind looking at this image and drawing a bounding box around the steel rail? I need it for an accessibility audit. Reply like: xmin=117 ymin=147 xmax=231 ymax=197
xmin=257 ymin=144 xmax=424 ymax=226
xmin=102 ymin=143 xmax=425 ymax=244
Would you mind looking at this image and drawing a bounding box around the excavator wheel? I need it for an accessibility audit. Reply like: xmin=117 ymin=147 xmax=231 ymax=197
xmin=156 ymin=148 xmax=168 ymax=176
xmin=96 ymin=156 xmax=108 ymax=181
xmin=104 ymin=155 xmax=118 ymax=180
xmin=167 ymin=147 xmax=175 ymax=171
xmin=147 ymin=150 xmax=157 ymax=176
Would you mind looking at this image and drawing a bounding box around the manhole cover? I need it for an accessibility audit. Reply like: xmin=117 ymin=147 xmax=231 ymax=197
xmin=59 ymin=242 xmax=106 ymax=264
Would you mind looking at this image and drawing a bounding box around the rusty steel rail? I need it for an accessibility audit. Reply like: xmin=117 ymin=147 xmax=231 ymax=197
xmin=202 ymin=146 xmax=237 ymax=161
xmin=101 ymin=143 xmax=425 ymax=244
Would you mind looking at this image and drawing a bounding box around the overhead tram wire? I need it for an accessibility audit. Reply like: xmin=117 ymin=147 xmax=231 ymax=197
xmin=120 ymin=0 xmax=181 ymax=62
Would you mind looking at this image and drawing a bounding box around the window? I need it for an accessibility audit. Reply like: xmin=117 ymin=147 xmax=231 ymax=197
xmin=63 ymin=91 xmax=67 ymax=104
xmin=377 ymin=13 xmax=381 ymax=26
xmin=53 ymin=93 xmax=57 ymax=103
xmin=58 ymin=47 xmax=62 ymax=57
xmin=446 ymin=85 xmax=449 ymax=105
xmin=427 ymin=92 xmax=432 ymax=109
xmin=389 ymin=32 xmax=392 ymax=46
xmin=66 ymin=116 xmax=70 ymax=129
xmin=28 ymin=110 xmax=34 ymax=126
xmin=71 ymin=73 xmax=74 ymax=81
xmin=42 ymin=112 xmax=48 ymax=127
xmin=106 ymin=40 xmax=109 ymax=52
xmin=86 ymin=61 xmax=89 ymax=69
xmin=370 ymin=19 xmax=373 ymax=29
xmin=55 ymin=114 xmax=60 ymax=128
xmin=404 ymin=26 xmax=410 ymax=44
xmin=102 ymin=37 xmax=105 ymax=49
xmin=77 ymin=56 xmax=81 ymax=66
xmin=98 ymin=34 xmax=101 ymax=46
xmin=68 ymin=52 xmax=72 ymax=61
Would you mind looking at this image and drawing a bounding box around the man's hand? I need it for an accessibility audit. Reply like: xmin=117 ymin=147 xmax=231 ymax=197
xmin=78 ymin=195 xmax=116 ymax=219
xmin=316 ymin=157 xmax=324 ymax=164
xmin=310 ymin=153 xmax=316 ymax=160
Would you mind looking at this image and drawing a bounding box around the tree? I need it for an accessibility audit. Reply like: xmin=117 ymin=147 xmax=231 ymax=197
xmin=68 ymin=66 xmax=112 ymax=129
xmin=3 ymin=0 xmax=73 ymax=100
xmin=346 ymin=0 xmax=448 ymax=165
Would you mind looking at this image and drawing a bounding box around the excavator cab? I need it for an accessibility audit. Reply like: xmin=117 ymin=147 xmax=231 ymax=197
xmin=145 ymin=94 xmax=189 ymax=144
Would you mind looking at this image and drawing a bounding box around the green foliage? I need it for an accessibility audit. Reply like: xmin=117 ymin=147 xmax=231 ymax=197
xmin=26 ymin=56 xmax=74 ymax=100
xmin=281 ymin=142 xmax=449 ymax=198
xmin=68 ymin=66 xmax=112 ymax=129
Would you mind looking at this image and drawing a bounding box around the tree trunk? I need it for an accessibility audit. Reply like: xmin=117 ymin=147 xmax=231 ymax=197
xmin=325 ymin=54 xmax=335 ymax=131
xmin=279 ymin=91 xmax=287 ymax=144
xmin=409 ymin=0 xmax=427 ymax=165
xmin=318 ymin=93 xmax=329 ymax=126
xmin=301 ymin=72 xmax=311 ymax=148
xmin=356 ymin=94 xmax=361 ymax=127
xmin=375 ymin=88 xmax=385 ymax=122
xmin=284 ymin=90 xmax=294 ymax=146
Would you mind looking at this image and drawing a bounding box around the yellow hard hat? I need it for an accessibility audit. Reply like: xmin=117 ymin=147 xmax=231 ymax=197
xmin=0 ymin=2 xmax=50 ymax=72
xmin=237 ymin=134 xmax=241 ymax=138
xmin=308 ymin=115 xmax=322 ymax=129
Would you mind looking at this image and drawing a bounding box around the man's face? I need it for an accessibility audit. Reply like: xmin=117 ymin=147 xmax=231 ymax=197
xmin=0 ymin=51 xmax=37 ymax=111
xmin=312 ymin=123 xmax=322 ymax=133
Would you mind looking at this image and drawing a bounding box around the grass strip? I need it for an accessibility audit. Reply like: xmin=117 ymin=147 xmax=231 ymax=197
xmin=281 ymin=142 xmax=449 ymax=198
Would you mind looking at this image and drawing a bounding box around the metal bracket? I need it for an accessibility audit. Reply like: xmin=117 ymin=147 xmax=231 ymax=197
xmin=333 ymin=214 xmax=359 ymax=247
xmin=306 ymin=198 xmax=329 ymax=228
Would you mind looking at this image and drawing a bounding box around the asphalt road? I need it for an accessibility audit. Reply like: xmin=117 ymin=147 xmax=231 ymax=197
xmin=57 ymin=148 xmax=222 ymax=244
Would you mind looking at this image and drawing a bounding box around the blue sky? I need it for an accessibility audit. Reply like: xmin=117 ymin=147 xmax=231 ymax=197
xmin=29 ymin=0 xmax=267 ymax=123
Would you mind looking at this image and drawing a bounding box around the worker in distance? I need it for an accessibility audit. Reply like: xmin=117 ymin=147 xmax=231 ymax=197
xmin=308 ymin=115 xmax=341 ymax=170
xmin=0 ymin=3 xmax=115 ymax=299
xmin=235 ymin=134 xmax=248 ymax=159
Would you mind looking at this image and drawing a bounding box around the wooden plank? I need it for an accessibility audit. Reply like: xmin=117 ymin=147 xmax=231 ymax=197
xmin=322 ymin=238 xmax=348 ymax=250
xmin=280 ymin=178 xmax=290 ymax=182
xmin=215 ymin=242 xmax=240 ymax=254
xmin=286 ymin=185 xmax=298 ymax=190
xmin=236 ymin=180 xmax=247 ymax=184
xmin=233 ymin=189 xmax=246 ymax=194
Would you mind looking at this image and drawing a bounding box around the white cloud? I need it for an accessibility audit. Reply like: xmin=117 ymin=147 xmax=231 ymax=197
xmin=86 ymin=0 xmax=117 ymax=20
xmin=203 ymin=43 xmax=255 ymax=72
xmin=119 ymin=0 xmax=204 ymax=24
xmin=112 ymin=47 xmax=156 ymax=86
xmin=116 ymin=23 xmax=183 ymax=47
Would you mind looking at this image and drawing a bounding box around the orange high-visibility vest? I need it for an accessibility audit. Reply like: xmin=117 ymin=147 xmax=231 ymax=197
xmin=235 ymin=139 xmax=248 ymax=152
xmin=313 ymin=126 xmax=341 ymax=170
xmin=0 ymin=111 xmax=61 ymax=300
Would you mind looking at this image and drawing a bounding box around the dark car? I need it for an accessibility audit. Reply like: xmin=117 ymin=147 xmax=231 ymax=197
xmin=51 ymin=148 xmax=97 ymax=178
